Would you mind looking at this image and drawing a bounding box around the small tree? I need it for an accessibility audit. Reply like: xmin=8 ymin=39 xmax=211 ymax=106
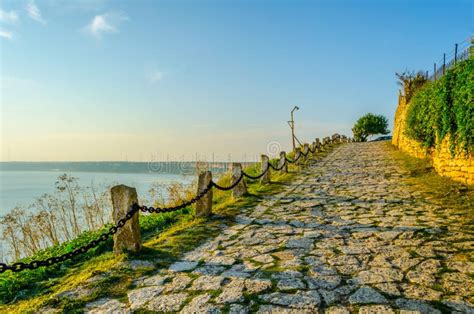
xmin=396 ymin=70 xmax=427 ymax=103
xmin=352 ymin=113 xmax=389 ymax=142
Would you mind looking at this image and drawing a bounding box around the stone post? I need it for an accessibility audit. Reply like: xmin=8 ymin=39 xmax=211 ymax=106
xmin=231 ymin=163 xmax=247 ymax=198
xmin=279 ymin=151 xmax=288 ymax=173
xmin=196 ymin=171 xmax=213 ymax=217
xmin=260 ymin=155 xmax=271 ymax=184
xmin=111 ymin=185 xmax=142 ymax=255
xmin=303 ymin=143 xmax=309 ymax=158
xmin=295 ymin=147 xmax=302 ymax=165
xmin=315 ymin=138 xmax=321 ymax=151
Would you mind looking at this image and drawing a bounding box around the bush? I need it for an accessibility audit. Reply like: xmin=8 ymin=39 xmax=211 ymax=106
xmin=352 ymin=113 xmax=389 ymax=142
xmin=405 ymin=59 xmax=473 ymax=154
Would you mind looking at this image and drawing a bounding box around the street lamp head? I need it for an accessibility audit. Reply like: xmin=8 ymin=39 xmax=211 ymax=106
xmin=295 ymin=106 xmax=299 ymax=110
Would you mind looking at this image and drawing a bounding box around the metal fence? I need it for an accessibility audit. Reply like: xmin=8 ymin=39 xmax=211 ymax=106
xmin=428 ymin=37 xmax=472 ymax=81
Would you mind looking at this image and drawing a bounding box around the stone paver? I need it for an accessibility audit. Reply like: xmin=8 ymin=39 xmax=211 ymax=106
xmin=85 ymin=142 xmax=474 ymax=312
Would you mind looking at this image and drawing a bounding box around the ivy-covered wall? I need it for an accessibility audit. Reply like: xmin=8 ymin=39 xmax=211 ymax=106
xmin=392 ymin=59 xmax=473 ymax=185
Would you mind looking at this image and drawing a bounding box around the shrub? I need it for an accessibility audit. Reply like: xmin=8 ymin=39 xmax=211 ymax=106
xmin=396 ymin=70 xmax=428 ymax=103
xmin=405 ymin=59 xmax=473 ymax=154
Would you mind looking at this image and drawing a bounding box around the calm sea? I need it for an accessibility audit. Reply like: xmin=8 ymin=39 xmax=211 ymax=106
xmin=0 ymin=162 xmax=200 ymax=216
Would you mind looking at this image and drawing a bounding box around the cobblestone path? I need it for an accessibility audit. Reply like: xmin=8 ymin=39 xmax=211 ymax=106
xmin=86 ymin=142 xmax=474 ymax=313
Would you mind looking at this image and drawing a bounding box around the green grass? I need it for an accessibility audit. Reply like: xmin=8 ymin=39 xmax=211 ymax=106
xmin=384 ymin=141 xmax=474 ymax=216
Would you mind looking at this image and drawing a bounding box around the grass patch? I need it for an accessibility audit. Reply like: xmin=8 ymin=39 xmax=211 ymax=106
xmin=384 ymin=141 xmax=474 ymax=228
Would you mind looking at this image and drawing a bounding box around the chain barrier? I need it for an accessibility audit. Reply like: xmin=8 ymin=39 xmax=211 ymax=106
xmin=0 ymin=204 xmax=140 ymax=274
xmin=242 ymin=164 xmax=270 ymax=180
xmin=285 ymin=153 xmax=301 ymax=164
xmin=139 ymin=182 xmax=213 ymax=213
xmin=268 ymin=159 xmax=286 ymax=171
xmin=211 ymin=172 xmax=244 ymax=191
xmin=1 ymin=138 xmax=346 ymax=273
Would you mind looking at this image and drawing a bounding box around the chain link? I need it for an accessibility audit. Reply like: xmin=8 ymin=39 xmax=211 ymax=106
xmin=0 ymin=203 xmax=139 ymax=274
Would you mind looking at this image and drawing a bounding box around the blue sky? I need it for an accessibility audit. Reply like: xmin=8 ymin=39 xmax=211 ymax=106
xmin=0 ymin=0 xmax=472 ymax=161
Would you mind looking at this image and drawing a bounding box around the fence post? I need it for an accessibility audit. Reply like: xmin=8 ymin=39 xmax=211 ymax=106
xmin=303 ymin=144 xmax=309 ymax=159
xmin=443 ymin=53 xmax=446 ymax=75
xmin=260 ymin=155 xmax=270 ymax=184
xmin=279 ymin=151 xmax=288 ymax=173
xmin=455 ymin=43 xmax=458 ymax=64
xmin=111 ymin=185 xmax=142 ymax=255
xmin=295 ymin=147 xmax=301 ymax=165
xmin=195 ymin=171 xmax=213 ymax=217
xmin=231 ymin=163 xmax=247 ymax=198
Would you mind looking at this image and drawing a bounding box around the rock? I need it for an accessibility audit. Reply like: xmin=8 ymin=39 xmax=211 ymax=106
xmin=325 ymin=306 xmax=351 ymax=314
xmin=163 ymin=273 xmax=192 ymax=292
xmin=207 ymin=255 xmax=236 ymax=266
xmin=358 ymin=305 xmax=395 ymax=314
xmin=252 ymin=254 xmax=274 ymax=264
xmin=136 ymin=273 xmax=167 ymax=287
xmin=373 ymin=283 xmax=400 ymax=296
xmin=286 ymin=237 xmax=315 ymax=249
xmin=245 ymin=279 xmax=272 ymax=294
xmin=169 ymin=261 xmax=199 ymax=272
xmin=180 ymin=293 xmax=221 ymax=313
xmin=222 ymin=265 xmax=252 ymax=278
xmin=260 ymin=290 xmax=321 ymax=309
xmin=400 ymin=283 xmax=442 ymax=301
xmin=307 ymin=274 xmax=341 ymax=290
xmin=257 ymin=305 xmax=312 ymax=313
xmin=395 ymin=298 xmax=441 ymax=314
xmin=193 ymin=264 xmax=226 ymax=276
xmin=276 ymin=277 xmax=306 ymax=290
xmin=354 ymin=268 xmax=403 ymax=284
xmin=85 ymin=298 xmax=130 ymax=314
xmin=318 ymin=289 xmax=340 ymax=305
xmin=348 ymin=286 xmax=387 ymax=304
xmin=215 ymin=279 xmax=245 ymax=303
xmin=147 ymin=292 xmax=188 ymax=312
xmin=190 ymin=275 xmax=225 ymax=291
xmin=229 ymin=304 xmax=249 ymax=314
xmin=127 ymin=286 xmax=163 ymax=310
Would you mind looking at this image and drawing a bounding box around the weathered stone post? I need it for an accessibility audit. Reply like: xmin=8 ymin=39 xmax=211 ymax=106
xmin=111 ymin=185 xmax=142 ymax=255
xmin=279 ymin=151 xmax=288 ymax=173
xmin=303 ymin=144 xmax=309 ymax=158
xmin=260 ymin=155 xmax=271 ymax=184
xmin=195 ymin=171 xmax=213 ymax=217
xmin=295 ymin=147 xmax=302 ymax=165
xmin=315 ymin=138 xmax=321 ymax=152
xmin=231 ymin=163 xmax=247 ymax=198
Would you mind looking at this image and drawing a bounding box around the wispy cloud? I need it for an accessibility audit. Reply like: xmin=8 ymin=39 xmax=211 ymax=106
xmin=26 ymin=1 xmax=46 ymax=25
xmin=0 ymin=9 xmax=19 ymax=24
xmin=0 ymin=28 xmax=13 ymax=40
xmin=149 ymin=71 xmax=164 ymax=83
xmin=84 ymin=12 xmax=127 ymax=38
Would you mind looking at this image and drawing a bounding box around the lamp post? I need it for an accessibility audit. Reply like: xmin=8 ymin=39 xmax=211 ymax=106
xmin=288 ymin=106 xmax=299 ymax=152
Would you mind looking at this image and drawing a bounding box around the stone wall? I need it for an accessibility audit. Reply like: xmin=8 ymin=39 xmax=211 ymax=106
xmin=392 ymin=94 xmax=474 ymax=185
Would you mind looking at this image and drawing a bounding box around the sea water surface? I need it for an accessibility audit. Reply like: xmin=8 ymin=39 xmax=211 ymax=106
xmin=0 ymin=162 xmax=198 ymax=216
